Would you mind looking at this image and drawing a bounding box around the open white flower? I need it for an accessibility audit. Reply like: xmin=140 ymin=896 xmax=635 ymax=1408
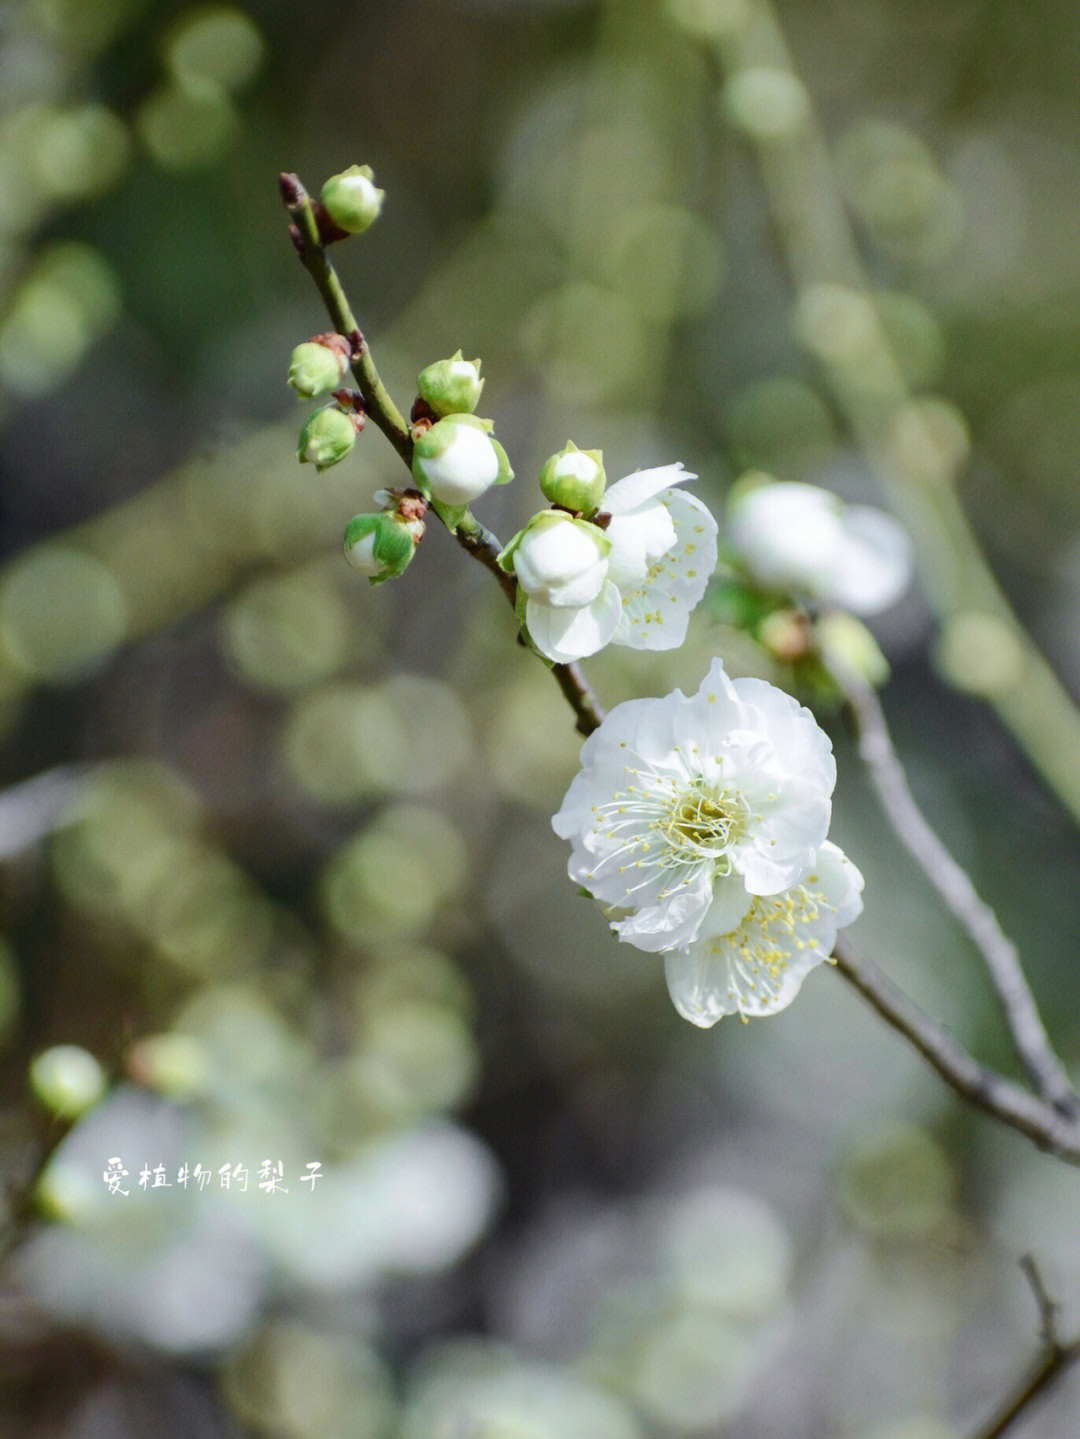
xmin=503 ymin=463 xmax=718 ymax=664
xmin=728 ymin=478 xmax=912 ymax=615
xmin=552 ymin=658 xmax=836 ymax=953
xmin=603 ymin=463 xmax=718 ymax=651
xmin=663 ymin=840 xmax=863 ymax=1025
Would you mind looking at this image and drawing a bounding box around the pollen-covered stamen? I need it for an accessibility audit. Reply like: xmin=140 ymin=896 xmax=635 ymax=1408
xmin=718 ymin=881 xmax=833 ymax=1004
xmin=586 ymin=775 xmax=753 ymax=902
xmin=655 ymin=782 xmax=751 ymax=875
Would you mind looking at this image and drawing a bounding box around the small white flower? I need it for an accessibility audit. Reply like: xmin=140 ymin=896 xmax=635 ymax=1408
xmin=513 ymin=512 xmax=610 ymax=608
xmin=552 ymin=657 xmax=836 ymax=953
xmin=728 ymin=478 xmax=913 ymax=615
xmin=412 ymin=414 xmax=511 ymax=507
xmin=603 ymin=463 xmax=718 ymax=650
xmin=663 ymin=841 xmax=863 ymax=1025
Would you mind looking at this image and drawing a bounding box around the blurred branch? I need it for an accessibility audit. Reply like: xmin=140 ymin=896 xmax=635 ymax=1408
xmin=832 ymin=939 xmax=1080 ymax=1163
xmin=279 ymin=172 xmax=604 ymax=739
xmin=710 ymin=3 xmax=1080 ymax=825
xmin=0 ymin=766 xmax=91 ymax=859
xmin=834 ymin=661 xmax=1079 ymax=1119
xmin=967 ymin=1258 xmax=1080 ymax=1439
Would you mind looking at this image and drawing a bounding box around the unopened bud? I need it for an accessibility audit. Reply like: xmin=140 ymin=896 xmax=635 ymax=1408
xmin=417 ymin=350 xmax=484 ymax=416
xmin=298 ymin=403 xmax=360 ymax=470
xmin=288 ymin=337 xmax=349 ymax=399
xmin=758 ymin=607 xmax=813 ymax=663
xmin=411 ymin=412 xmax=513 ymax=506
xmin=30 ymin=1044 xmax=106 ymax=1120
xmin=343 ymin=512 xmax=419 ymax=583
xmin=818 ymin=611 xmax=890 ymax=687
xmin=127 ymin=1032 xmax=212 ymax=1101
xmin=539 ymin=440 xmax=606 ymax=514
xmin=320 ymin=164 xmax=385 ymax=234
xmin=499 ymin=510 xmax=610 ymax=607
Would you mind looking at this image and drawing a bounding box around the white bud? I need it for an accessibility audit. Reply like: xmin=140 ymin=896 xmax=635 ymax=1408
xmin=505 ymin=511 xmax=611 ymax=608
xmin=411 ymin=413 xmax=511 ymax=506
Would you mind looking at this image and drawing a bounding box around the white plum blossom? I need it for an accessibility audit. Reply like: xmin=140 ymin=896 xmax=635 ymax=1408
xmin=663 ymin=840 xmax=863 ymax=1025
xmin=503 ymin=463 xmax=718 ymax=664
xmin=506 ymin=512 xmax=621 ymax=665
xmin=727 ymin=478 xmax=913 ymax=615
xmin=553 ymin=658 xmax=837 ymax=955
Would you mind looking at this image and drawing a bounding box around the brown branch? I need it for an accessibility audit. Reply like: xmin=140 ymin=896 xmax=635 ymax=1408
xmin=832 ymin=939 xmax=1080 ymax=1163
xmin=967 ymin=1258 xmax=1080 ymax=1439
xmin=834 ymin=661 xmax=1079 ymax=1120
xmin=279 ymin=171 xmax=606 ymax=742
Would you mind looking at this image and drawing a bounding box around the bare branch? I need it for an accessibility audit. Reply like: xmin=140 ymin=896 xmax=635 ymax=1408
xmin=967 ymin=1258 xmax=1080 ymax=1439
xmin=832 ymin=939 xmax=1080 ymax=1164
xmin=835 ymin=661 xmax=1079 ymax=1119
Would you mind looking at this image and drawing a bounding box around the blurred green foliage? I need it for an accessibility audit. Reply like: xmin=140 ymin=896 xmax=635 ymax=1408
xmin=2 ymin=0 xmax=1080 ymax=1435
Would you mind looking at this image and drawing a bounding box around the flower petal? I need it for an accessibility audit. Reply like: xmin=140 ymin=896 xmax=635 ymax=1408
xmin=604 ymin=463 xmax=697 ymax=514
xmin=525 ymin=582 xmax=622 ymax=663
xmin=613 ymin=489 xmax=719 ymax=651
xmin=663 ymin=841 xmax=863 ymax=1024
xmin=828 ymin=505 xmax=914 ymax=614
xmin=605 ymin=503 xmax=678 ymax=592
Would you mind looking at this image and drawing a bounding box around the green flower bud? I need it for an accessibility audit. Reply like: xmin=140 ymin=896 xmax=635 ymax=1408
xmin=343 ymin=512 xmax=419 ymax=583
xmin=30 ymin=1044 xmax=106 ymax=1120
xmin=298 ymin=404 xmax=359 ymax=470
xmin=288 ymin=338 xmax=349 ymax=399
xmin=412 ymin=412 xmax=513 ymax=506
xmin=417 ymin=350 xmax=484 ymax=416
xmin=538 ymin=440 xmax=606 ymax=514
xmin=320 ymin=164 xmax=385 ymax=234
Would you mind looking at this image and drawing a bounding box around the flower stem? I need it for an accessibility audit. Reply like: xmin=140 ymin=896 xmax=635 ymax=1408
xmin=967 ymin=1259 xmax=1080 ymax=1439
xmin=279 ymin=173 xmax=412 ymax=466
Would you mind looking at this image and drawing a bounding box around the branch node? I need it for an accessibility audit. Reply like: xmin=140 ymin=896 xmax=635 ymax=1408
xmin=1020 ymin=1255 xmax=1061 ymax=1349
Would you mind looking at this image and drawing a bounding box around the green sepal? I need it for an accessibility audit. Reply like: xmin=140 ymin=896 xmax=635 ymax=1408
xmin=430 ymin=499 xmax=468 ymax=531
xmin=496 ymin=525 xmax=527 ymax=572
xmin=491 ymin=438 xmax=514 ymax=484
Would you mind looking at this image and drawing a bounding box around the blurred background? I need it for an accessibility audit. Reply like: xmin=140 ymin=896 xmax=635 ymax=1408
xmin=2 ymin=0 xmax=1080 ymax=1434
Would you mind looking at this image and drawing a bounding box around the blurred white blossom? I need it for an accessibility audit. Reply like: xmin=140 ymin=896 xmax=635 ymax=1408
xmin=728 ymin=478 xmax=913 ymax=615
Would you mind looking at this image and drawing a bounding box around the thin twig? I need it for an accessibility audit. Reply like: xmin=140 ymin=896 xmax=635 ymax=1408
xmin=967 ymin=1257 xmax=1080 ymax=1439
xmin=279 ymin=171 xmax=606 ymax=740
xmin=834 ymin=661 xmax=1079 ymax=1120
xmin=279 ymin=173 xmax=412 ymax=466
xmin=832 ymin=939 xmax=1080 ymax=1163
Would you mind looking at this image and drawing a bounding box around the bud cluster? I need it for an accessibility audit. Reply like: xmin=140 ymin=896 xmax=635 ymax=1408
xmin=343 ymin=490 xmax=427 ymax=585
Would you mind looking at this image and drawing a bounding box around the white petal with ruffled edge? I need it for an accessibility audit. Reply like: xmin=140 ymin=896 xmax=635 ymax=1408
xmin=612 ymin=488 xmax=719 ymax=651
xmin=604 ymin=462 xmax=696 ymax=514
xmin=663 ymin=841 xmax=864 ymax=1025
xmin=525 ymin=581 xmax=622 ymax=664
